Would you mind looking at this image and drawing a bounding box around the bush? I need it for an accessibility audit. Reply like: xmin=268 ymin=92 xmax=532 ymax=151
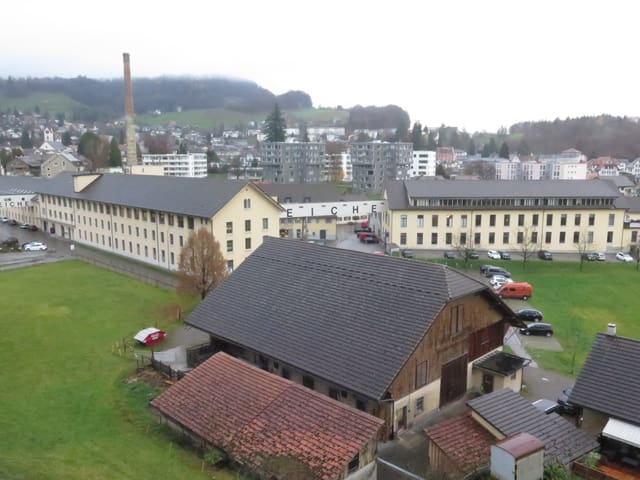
xmin=203 ymin=448 xmax=227 ymax=466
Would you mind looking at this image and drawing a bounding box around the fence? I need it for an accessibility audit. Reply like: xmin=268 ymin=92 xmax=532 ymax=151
xmin=151 ymin=354 xmax=186 ymax=381
xmin=186 ymin=343 xmax=216 ymax=368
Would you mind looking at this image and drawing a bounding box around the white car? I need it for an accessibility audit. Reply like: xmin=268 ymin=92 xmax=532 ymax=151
xmin=596 ymin=252 xmax=606 ymax=261
xmin=487 ymin=250 xmax=501 ymax=260
xmin=490 ymin=275 xmax=514 ymax=289
xmin=616 ymin=252 xmax=634 ymax=262
xmin=23 ymin=242 xmax=47 ymax=251
xmin=0 ymin=216 xmax=8 ymax=223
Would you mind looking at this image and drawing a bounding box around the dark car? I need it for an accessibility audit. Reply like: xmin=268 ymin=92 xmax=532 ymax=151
xmin=520 ymin=322 xmax=554 ymax=336
xmin=480 ymin=264 xmax=496 ymax=275
xmin=538 ymin=250 xmax=553 ymax=260
xmin=500 ymin=251 xmax=511 ymax=260
xmin=532 ymin=399 xmax=560 ymax=414
xmin=468 ymin=250 xmax=480 ymax=259
xmin=0 ymin=236 xmax=19 ymax=250
xmin=484 ymin=266 xmax=511 ymax=278
xmin=354 ymin=226 xmax=372 ymax=234
xmin=362 ymin=234 xmax=379 ymax=244
xmin=515 ymin=308 xmax=543 ymax=322
xmin=401 ymin=249 xmax=414 ymax=258
xmin=557 ymin=387 xmax=577 ymax=415
xmin=8 ymin=219 xmax=18 ymax=226
xmin=582 ymin=252 xmax=598 ymax=262
xmin=444 ymin=251 xmax=456 ymax=259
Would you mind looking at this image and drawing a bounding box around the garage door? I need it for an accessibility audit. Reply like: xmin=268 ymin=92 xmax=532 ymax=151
xmin=440 ymin=354 xmax=468 ymax=407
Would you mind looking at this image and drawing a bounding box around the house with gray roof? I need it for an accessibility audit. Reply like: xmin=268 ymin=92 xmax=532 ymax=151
xmin=186 ymin=237 xmax=525 ymax=439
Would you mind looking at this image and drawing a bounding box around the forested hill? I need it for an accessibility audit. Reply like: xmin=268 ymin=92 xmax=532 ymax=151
xmin=508 ymin=115 xmax=640 ymax=159
xmin=0 ymin=76 xmax=312 ymax=121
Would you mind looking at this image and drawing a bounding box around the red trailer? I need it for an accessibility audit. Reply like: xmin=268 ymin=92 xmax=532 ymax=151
xmin=134 ymin=327 xmax=166 ymax=346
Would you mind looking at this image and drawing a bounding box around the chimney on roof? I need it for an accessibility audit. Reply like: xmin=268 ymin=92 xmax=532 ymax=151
xmin=122 ymin=53 xmax=138 ymax=167
xmin=607 ymin=323 xmax=617 ymax=336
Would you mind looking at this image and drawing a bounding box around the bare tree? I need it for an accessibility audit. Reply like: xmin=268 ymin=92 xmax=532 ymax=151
xmin=452 ymin=229 xmax=476 ymax=266
xmin=177 ymin=228 xmax=228 ymax=299
xmin=573 ymin=230 xmax=593 ymax=272
xmin=514 ymin=224 xmax=539 ymax=269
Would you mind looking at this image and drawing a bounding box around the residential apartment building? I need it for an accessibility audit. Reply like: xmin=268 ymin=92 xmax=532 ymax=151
xmin=350 ymin=142 xmax=412 ymax=193
xmin=410 ymin=150 xmax=437 ymax=177
xmin=41 ymin=152 xmax=86 ymax=178
xmin=0 ymin=173 xmax=282 ymax=272
xmin=141 ymin=153 xmax=208 ymax=178
xmin=260 ymin=142 xmax=325 ymax=183
xmin=383 ymin=179 xmax=625 ymax=253
xmin=495 ymin=158 xmax=586 ymax=181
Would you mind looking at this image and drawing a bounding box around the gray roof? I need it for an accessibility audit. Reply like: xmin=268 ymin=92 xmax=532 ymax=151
xmin=614 ymin=196 xmax=640 ymax=213
xmin=468 ymin=389 xmax=598 ymax=466
xmin=386 ymin=179 xmax=620 ymax=210
xmin=0 ymin=173 xmax=278 ymax=218
xmin=602 ymin=175 xmax=635 ymax=188
xmin=569 ymin=333 xmax=640 ymax=425
xmin=187 ymin=237 xmax=510 ymax=400
xmin=0 ymin=176 xmax=46 ymax=195
xmin=257 ymin=183 xmax=367 ymax=203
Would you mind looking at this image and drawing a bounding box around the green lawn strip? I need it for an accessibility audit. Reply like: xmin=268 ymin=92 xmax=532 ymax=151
xmin=0 ymin=92 xmax=85 ymax=117
xmin=0 ymin=261 xmax=233 ymax=480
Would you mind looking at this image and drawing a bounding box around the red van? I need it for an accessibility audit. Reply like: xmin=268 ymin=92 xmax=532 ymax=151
xmin=496 ymin=282 xmax=533 ymax=300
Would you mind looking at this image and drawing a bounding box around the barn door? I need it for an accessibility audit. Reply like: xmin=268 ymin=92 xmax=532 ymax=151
xmin=440 ymin=354 xmax=468 ymax=407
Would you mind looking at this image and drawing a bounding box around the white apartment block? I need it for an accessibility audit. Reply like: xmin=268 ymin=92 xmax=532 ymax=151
xmin=410 ymin=150 xmax=436 ymax=177
xmin=496 ymin=159 xmax=586 ymax=181
xmin=141 ymin=153 xmax=208 ymax=178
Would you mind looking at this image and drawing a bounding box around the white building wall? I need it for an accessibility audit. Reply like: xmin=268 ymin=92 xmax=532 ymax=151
xmin=281 ymin=200 xmax=385 ymax=224
xmin=410 ymin=150 xmax=436 ymax=177
xmin=141 ymin=154 xmax=207 ymax=178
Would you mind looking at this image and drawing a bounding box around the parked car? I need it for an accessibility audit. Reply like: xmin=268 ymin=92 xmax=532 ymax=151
xmin=23 ymin=241 xmax=47 ymax=251
xmin=582 ymin=252 xmax=598 ymax=262
xmin=483 ymin=266 xmax=511 ymax=278
xmin=490 ymin=275 xmax=513 ymax=289
xmin=532 ymin=399 xmax=560 ymax=414
xmin=499 ymin=251 xmax=511 ymax=260
xmin=443 ymin=251 xmax=456 ymax=259
xmin=515 ymin=308 xmax=543 ymax=322
xmin=519 ymin=322 xmax=554 ymax=336
xmin=467 ymin=250 xmax=480 ymax=259
xmin=358 ymin=232 xmax=374 ymax=241
xmin=496 ymin=282 xmax=533 ymax=300
xmin=362 ymin=234 xmax=379 ymax=244
xmin=538 ymin=250 xmax=553 ymax=260
xmin=616 ymin=252 xmax=634 ymax=262
xmin=596 ymin=252 xmax=606 ymax=261
xmin=354 ymin=226 xmax=372 ymax=234
xmin=557 ymin=387 xmax=577 ymax=415
xmin=487 ymin=250 xmax=501 ymax=259
xmin=480 ymin=264 xmax=497 ymax=275
xmin=8 ymin=219 xmax=18 ymax=226
xmin=401 ymin=249 xmax=414 ymax=258
xmin=0 ymin=216 xmax=8 ymax=223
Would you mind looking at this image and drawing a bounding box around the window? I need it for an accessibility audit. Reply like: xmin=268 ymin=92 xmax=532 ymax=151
xmin=144 ymin=246 xmax=148 ymax=257
xmin=417 ymin=233 xmax=423 ymax=245
xmin=128 ymin=225 xmax=132 ymax=235
xmin=431 ymin=232 xmax=438 ymax=245
xmin=559 ymin=232 xmax=566 ymax=243
xmin=489 ymin=232 xmax=495 ymax=244
xmin=135 ymin=226 xmax=139 ymax=237
xmin=245 ymin=219 xmax=251 ymax=232
xmin=461 ymin=215 xmax=468 ymax=228
xmin=179 ymin=235 xmax=183 ymax=247
xmin=168 ymin=214 xmax=174 ymax=226
xmin=158 ymin=213 xmax=165 ymax=224
xmin=450 ymin=305 xmax=462 ymax=335
xmin=587 ymin=231 xmax=594 ymax=243
xmin=573 ymin=231 xmax=580 ymax=243
xmin=245 ymin=237 xmax=252 ymax=250
xmin=329 ymin=388 xmax=339 ymax=400
xmin=446 ymin=215 xmax=453 ymax=227
xmin=302 ymin=376 xmax=314 ymax=390
xmin=356 ymin=399 xmax=366 ymax=411
xmin=400 ymin=233 xmax=407 ymax=245
xmin=226 ymin=221 xmax=233 ymax=234
xmin=531 ymin=231 xmax=538 ymax=243
xmin=170 ymin=252 xmax=174 ymax=265
xmin=153 ymin=247 xmax=157 ymax=260
xmin=560 ymin=214 xmax=567 ymax=226
xmin=152 ymin=230 xmax=156 ymax=241
xmin=607 ymin=231 xmax=614 ymax=243
xmin=415 ymin=214 xmax=424 ymax=228
xmin=150 ymin=212 xmax=156 ymax=223
xmin=588 ymin=214 xmax=595 ymax=226
xmin=518 ymin=214 xmax=525 ymax=227
xmin=503 ymin=232 xmax=509 ymax=244
xmin=489 ymin=214 xmax=496 ymax=227
xmin=226 ymin=240 xmax=233 ymax=252
xmin=532 ymin=214 xmax=539 ymax=226
xmin=415 ymin=361 xmax=428 ymax=389
xmin=503 ymin=215 xmax=511 ymax=227
xmin=474 ymin=232 xmax=480 ymax=244
xmin=545 ymin=231 xmax=552 ymax=244
xmin=262 ymin=218 xmax=269 ymax=230
xmin=546 ymin=214 xmax=553 ymax=226
xmin=400 ymin=215 xmax=407 ymax=228
xmin=141 ymin=210 xmax=146 ymax=221
xmin=632 ymin=231 xmax=638 ymax=243
xmin=348 ymin=453 xmax=359 ymax=474
xmin=143 ymin=228 xmax=147 ymax=239
xmin=609 ymin=213 xmax=615 ymax=226
xmin=459 ymin=232 xmax=467 ymax=245
xmin=187 ymin=217 xmax=194 ymax=229
xmin=575 ymin=214 xmax=581 ymax=226
xmin=446 ymin=232 xmax=452 ymax=244
xmin=475 ymin=214 xmax=482 ymax=227
xmin=126 ymin=208 xmax=132 ymax=219
xmin=416 ymin=397 xmax=425 ymax=414
xmin=160 ymin=232 xmax=164 ymax=243
xmin=226 ymin=260 xmax=234 ymax=272
xmin=517 ymin=232 xmax=524 ymax=244
xmin=243 ymin=198 xmax=251 ymax=209
xmin=169 ymin=233 xmax=174 ymax=245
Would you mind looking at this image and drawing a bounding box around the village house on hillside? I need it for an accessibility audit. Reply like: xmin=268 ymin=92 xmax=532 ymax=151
xmin=186 ymin=237 xmax=526 ymax=439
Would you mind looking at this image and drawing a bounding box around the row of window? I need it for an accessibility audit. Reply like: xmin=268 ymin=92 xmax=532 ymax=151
xmin=75 ymin=220 xmax=187 ymax=246
xmin=400 ymin=212 xmax=616 ymax=229
xmin=413 ymin=196 xmax=615 ymax=208
xmin=226 ymin=218 xmax=269 ymax=234
xmin=226 ymin=238 xmax=252 ymax=252
xmin=78 ymin=229 xmax=175 ymax=265
xmin=400 ymin=230 xmax=614 ymax=245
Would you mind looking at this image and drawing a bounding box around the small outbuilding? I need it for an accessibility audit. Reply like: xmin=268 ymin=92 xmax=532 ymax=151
xmin=490 ymin=432 xmax=544 ymax=480
xmin=133 ymin=327 xmax=165 ymax=346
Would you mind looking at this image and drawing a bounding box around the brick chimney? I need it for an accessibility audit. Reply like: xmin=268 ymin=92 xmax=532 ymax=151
xmin=123 ymin=53 xmax=138 ymax=166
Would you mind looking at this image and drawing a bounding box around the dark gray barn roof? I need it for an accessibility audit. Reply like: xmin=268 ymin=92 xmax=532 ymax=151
xmin=569 ymin=333 xmax=640 ymax=425
xmin=186 ymin=237 xmax=511 ymax=400
xmin=468 ymin=389 xmax=598 ymax=466
xmin=0 ymin=173 xmax=279 ymax=218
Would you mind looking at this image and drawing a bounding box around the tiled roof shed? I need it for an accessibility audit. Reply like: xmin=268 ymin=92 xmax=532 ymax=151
xmin=569 ymin=332 xmax=640 ymax=425
xmin=150 ymin=352 xmax=383 ymax=480
xmin=186 ymin=237 xmax=513 ymax=400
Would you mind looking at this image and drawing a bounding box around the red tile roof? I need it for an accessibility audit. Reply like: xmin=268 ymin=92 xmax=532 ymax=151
xmin=150 ymin=352 xmax=383 ymax=480
xmin=424 ymin=414 xmax=495 ymax=474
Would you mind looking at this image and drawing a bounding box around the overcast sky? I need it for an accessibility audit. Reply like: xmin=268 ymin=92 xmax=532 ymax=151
xmin=2 ymin=0 xmax=638 ymax=132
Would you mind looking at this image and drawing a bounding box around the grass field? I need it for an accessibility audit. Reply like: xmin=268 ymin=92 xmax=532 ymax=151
xmin=442 ymin=258 xmax=640 ymax=375
xmin=0 ymin=261 xmax=239 ymax=480
xmin=0 ymin=92 xmax=85 ymax=117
